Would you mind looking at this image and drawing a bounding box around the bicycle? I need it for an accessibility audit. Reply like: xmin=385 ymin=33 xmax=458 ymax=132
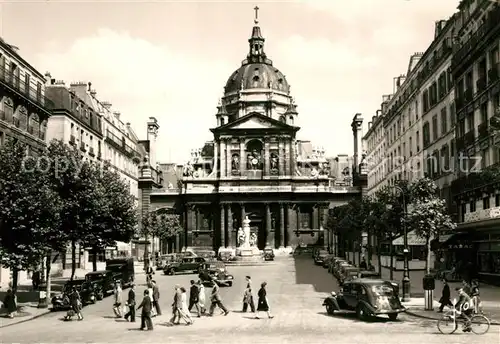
xmin=437 ymin=300 xmax=490 ymax=335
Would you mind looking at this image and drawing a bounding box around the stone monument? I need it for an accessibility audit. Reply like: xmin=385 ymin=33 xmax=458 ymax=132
xmin=235 ymin=216 xmax=261 ymax=261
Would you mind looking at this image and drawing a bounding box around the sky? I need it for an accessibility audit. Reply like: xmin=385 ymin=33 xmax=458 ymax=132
xmin=0 ymin=0 xmax=459 ymax=163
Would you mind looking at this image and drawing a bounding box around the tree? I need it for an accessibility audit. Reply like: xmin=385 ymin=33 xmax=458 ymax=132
xmin=46 ymin=140 xmax=102 ymax=280
xmin=406 ymin=178 xmax=456 ymax=274
xmin=363 ymin=195 xmax=389 ymax=271
xmin=83 ymin=163 xmax=138 ymax=271
xmin=0 ymin=139 xmax=64 ymax=295
xmin=141 ymin=210 xmax=183 ymax=256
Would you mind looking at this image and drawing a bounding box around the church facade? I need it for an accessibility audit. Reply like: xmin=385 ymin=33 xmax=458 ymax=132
xmin=149 ymin=14 xmax=367 ymax=253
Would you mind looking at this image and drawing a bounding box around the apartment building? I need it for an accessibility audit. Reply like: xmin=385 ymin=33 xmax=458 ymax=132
xmin=451 ymin=0 xmax=500 ymax=285
xmin=0 ymin=38 xmax=53 ymax=287
xmin=365 ymin=106 xmax=388 ymax=196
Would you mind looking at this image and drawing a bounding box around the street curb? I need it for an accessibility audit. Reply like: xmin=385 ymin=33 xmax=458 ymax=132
xmin=405 ymin=309 xmax=500 ymax=326
xmin=0 ymin=309 xmax=52 ymax=329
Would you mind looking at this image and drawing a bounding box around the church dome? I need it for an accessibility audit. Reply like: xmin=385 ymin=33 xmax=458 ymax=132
xmin=224 ymin=63 xmax=290 ymax=94
xmin=223 ymin=10 xmax=290 ymax=95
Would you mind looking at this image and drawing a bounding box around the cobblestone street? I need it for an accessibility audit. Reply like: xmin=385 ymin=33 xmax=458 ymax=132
xmin=1 ymin=257 xmax=499 ymax=343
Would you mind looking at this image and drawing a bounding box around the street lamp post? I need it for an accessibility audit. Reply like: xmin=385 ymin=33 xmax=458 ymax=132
xmin=391 ymin=185 xmax=411 ymax=302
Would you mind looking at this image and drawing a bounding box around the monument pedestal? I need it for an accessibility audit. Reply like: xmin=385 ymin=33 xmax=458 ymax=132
xmin=234 ymin=216 xmax=263 ymax=263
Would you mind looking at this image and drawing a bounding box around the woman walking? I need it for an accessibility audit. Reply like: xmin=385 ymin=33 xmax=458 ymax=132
xmin=68 ymin=286 xmax=83 ymax=321
xmin=255 ymin=282 xmax=273 ymax=319
xmin=2 ymin=289 xmax=17 ymax=318
xmin=197 ymin=280 xmax=206 ymax=314
xmin=179 ymin=287 xmax=194 ymax=325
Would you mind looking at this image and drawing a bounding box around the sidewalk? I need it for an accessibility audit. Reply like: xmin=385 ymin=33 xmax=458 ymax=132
xmin=402 ymin=298 xmax=500 ymax=325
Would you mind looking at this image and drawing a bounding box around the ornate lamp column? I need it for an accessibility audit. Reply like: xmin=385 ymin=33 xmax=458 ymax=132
xmin=264 ymin=137 xmax=271 ymax=176
xmin=239 ymin=138 xmax=246 ymax=176
xmin=220 ymin=204 xmax=226 ymax=249
xmin=279 ymin=202 xmax=285 ymax=248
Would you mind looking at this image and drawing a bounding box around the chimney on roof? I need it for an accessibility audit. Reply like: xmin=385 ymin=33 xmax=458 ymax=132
xmin=44 ymin=72 xmax=52 ymax=85
xmin=113 ymin=111 xmax=121 ymax=120
xmin=101 ymin=101 xmax=112 ymax=110
xmin=69 ymin=81 xmax=88 ymax=98
xmin=54 ymin=80 xmax=65 ymax=86
xmin=90 ymin=89 xmax=96 ymax=97
xmin=88 ymin=82 xmax=92 ymax=92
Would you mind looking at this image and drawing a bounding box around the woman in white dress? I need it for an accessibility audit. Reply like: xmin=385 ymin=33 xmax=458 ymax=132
xmin=179 ymin=287 xmax=193 ymax=325
xmin=197 ymin=280 xmax=206 ymax=314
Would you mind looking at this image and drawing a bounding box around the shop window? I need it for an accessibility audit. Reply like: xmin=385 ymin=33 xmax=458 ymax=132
xmin=483 ymin=197 xmax=490 ymax=209
xmin=470 ymin=200 xmax=476 ymax=212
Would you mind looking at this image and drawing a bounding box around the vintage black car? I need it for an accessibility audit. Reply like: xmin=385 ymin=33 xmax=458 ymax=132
xmin=85 ymin=270 xmax=117 ymax=298
xmin=314 ymin=250 xmax=329 ymax=265
xmin=164 ymin=256 xmax=206 ymax=275
xmin=322 ymin=279 xmax=406 ymax=321
xmin=198 ymin=262 xmax=234 ymax=287
xmin=338 ymin=266 xmax=360 ymax=285
xmin=263 ymin=248 xmax=275 ymax=261
xmin=51 ymin=279 xmax=97 ymax=310
xmin=106 ymin=258 xmax=134 ymax=287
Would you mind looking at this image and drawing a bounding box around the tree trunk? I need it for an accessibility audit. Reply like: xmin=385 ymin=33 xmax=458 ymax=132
xmin=92 ymin=247 xmax=98 ymax=272
xmin=11 ymin=267 xmax=19 ymax=295
xmin=45 ymin=251 xmax=52 ymax=307
xmin=426 ymin=237 xmax=432 ymax=275
xmin=377 ymin=236 xmax=382 ymax=274
xmin=366 ymin=231 xmax=372 ymax=266
xmin=70 ymin=239 xmax=76 ymax=281
xmin=389 ymin=236 xmax=394 ymax=280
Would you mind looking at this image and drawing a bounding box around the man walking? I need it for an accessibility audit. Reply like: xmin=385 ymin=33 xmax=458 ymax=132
xmin=124 ymin=284 xmax=136 ymax=322
xmin=188 ymin=280 xmax=201 ymax=317
xmin=112 ymin=281 xmax=123 ymax=318
xmin=242 ymin=276 xmax=255 ymax=313
xmin=137 ymin=289 xmax=153 ymax=331
xmin=208 ymin=278 xmax=229 ymax=316
xmin=151 ymin=280 xmax=162 ymax=315
xmin=168 ymin=285 xmax=182 ymax=325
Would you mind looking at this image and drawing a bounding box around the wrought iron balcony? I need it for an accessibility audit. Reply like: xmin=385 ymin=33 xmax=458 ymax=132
xmin=0 ymin=66 xmax=55 ymax=110
xmin=464 ymin=130 xmax=475 ymax=146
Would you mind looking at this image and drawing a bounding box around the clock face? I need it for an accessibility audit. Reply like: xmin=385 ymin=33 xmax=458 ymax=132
xmin=251 ymin=158 xmax=258 ymax=165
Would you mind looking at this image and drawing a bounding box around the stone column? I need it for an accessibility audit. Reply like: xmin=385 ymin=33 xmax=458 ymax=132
xmin=240 ymin=203 xmax=246 ymax=227
xmin=264 ymin=137 xmax=270 ymax=176
xmin=312 ymin=205 xmax=319 ymax=229
xmin=226 ymin=138 xmax=232 ymax=177
xmin=195 ymin=206 xmax=201 ymax=231
xmin=284 ymin=140 xmax=291 ymax=176
xmin=227 ymin=204 xmax=235 ymax=247
xmin=278 ymin=137 xmax=285 ymax=176
xmin=239 ymin=138 xmax=246 ymax=177
xmin=220 ymin=204 xmax=225 ymax=248
xmin=265 ymin=203 xmax=272 ymax=248
xmin=287 ymin=203 xmax=294 ymax=247
xmin=220 ymin=139 xmax=226 ymax=178
xmin=279 ymin=203 xmax=285 ymax=248
xmin=213 ymin=140 xmax=219 ymax=177
xmin=290 ymin=140 xmax=296 ymax=176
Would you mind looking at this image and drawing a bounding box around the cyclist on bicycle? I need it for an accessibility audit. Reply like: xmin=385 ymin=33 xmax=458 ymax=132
xmin=454 ymin=287 xmax=473 ymax=332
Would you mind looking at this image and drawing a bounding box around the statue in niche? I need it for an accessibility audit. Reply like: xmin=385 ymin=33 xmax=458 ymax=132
xmin=247 ymin=149 xmax=262 ymax=170
xmin=270 ymin=153 xmax=279 ymax=170
xmin=231 ymin=154 xmax=240 ymax=170
xmin=249 ymin=232 xmax=257 ymax=247
xmin=183 ymin=161 xmax=194 ymax=177
xmin=237 ymin=227 xmax=245 ymax=247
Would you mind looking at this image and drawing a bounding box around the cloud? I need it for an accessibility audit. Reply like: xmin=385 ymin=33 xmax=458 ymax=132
xmin=36 ymin=28 xmax=232 ymax=163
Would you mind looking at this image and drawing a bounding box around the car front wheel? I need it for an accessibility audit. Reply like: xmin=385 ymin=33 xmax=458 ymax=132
xmin=167 ymin=268 xmax=175 ymax=275
xmin=388 ymin=313 xmax=398 ymax=321
xmin=326 ymin=304 xmax=334 ymax=315
xmin=356 ymin=304 xmax=369 ymax=321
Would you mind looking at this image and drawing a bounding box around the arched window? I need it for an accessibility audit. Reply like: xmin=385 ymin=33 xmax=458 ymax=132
xmin=252 ymin=75 xmax=260 ymax=88
xmin=17 ymin=106 xmax=28 ymax=130
xmin=246 ymin=139 xmax=263 ymax=170
xmin=220 ymin=117 xmax=225 ymax=125
xmin=279 ymin=115 xmax=286 ymax=123
xmin=29 ymin=113 xmax=40 ymax=136
xmin=39 ymin=119 xmax=47 ymax=140
xmin=289 ymin=116 xmax=294 ymax=125
xmin=3 ymin=97 xmax=13 ymax=122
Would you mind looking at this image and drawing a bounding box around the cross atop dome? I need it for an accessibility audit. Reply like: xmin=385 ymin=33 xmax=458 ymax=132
xmin=254 ymin=6 xmax=259 ymax=24
xmin=247 ymin=5 xmax=266 ymax=63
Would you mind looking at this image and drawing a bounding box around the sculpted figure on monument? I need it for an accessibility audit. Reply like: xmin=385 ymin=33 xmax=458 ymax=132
xmin=270 ymin=153 xmax=278 ymax=170
xmin=249 ymin=232 xmax=257 ymax=247
xmin=237 ymin=227 xmax=245 ymax=247
xmin=247 ymin=149 xmax=262 ymax=170
xmin=232 ymin=154 xmax=240 ymax=170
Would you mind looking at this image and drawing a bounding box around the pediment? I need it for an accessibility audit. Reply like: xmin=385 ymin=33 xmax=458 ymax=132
xmin=231 ymin=116 xmax=275 ymax=129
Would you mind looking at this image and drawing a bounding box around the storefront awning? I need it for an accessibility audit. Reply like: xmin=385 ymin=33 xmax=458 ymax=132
xmin=440 ymin=232 xmax=473 ymax=250
xmin=392 ymin=230 xmax=426 ymax=246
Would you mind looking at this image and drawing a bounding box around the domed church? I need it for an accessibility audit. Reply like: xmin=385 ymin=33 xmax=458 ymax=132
xmin=148 ymin=8 xmax=367 ymax=254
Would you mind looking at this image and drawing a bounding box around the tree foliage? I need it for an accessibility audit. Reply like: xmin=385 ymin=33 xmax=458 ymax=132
xmin=141 ymin=210 xmax=183 ymax=240
xmin=0 ymin=140 xmax=64 ymax=291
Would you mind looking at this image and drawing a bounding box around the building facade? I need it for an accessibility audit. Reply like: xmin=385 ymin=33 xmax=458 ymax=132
xmin=451 ymin=0 xmax=500 ymax=285
xmin=45 ymin=77 xmax=162 ymax=273
xmin=0 ymin=38 xmax=52 ymax=287
xmin=149 ymin=17 xmax=365 ymax=254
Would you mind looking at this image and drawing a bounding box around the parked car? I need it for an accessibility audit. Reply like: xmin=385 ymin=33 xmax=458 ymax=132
xmin=314 ymin=250 xmax=329 ymax=265
xmin=328 ymin=258 xmax=345 ymax=273
xmin=338 ymin=266 xmax=360 ymax=285
xmin=334 ymin=262 xmax=351 ymax=279
xmin=322 ymin=279 xmax=406 ymax=321
xmin=357 ymin=270 xmax=381 ymax=279
xmin=51 ymin=279 xmax=97 ymax=310
xmin=105 ymin=258 xmax=134 ymax=287
xmin=84 ymin=270 xmax=117 ymax=298
xmin=322 ymin=255 xmax=335 ymax=268
xmin=198 ymin=262 xmax=234 ymax=287
xmin=292 ymin=246 xmax=313 ymax=256
xmin=157 ymin=254 xmax=177 ymax=270
xmin=163 ymin=256 xmax=206 ymax=275
xmin=263 ymin=248 xmax=275 ymax=261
